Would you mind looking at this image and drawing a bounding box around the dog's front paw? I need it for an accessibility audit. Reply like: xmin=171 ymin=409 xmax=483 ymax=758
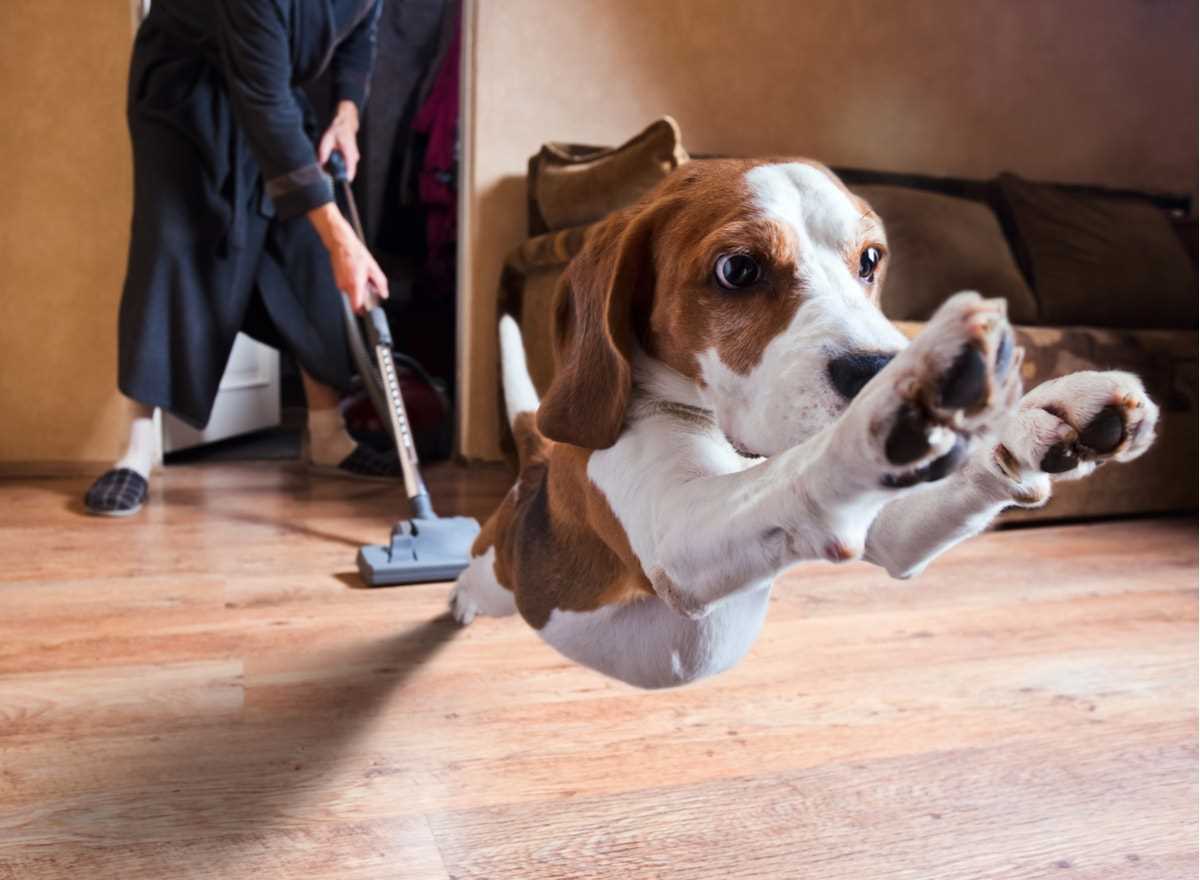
xmin=851 ymin=291 xmax=1022 ymax=488
xmin=989 ymin=371 xmax=1158 ymax=501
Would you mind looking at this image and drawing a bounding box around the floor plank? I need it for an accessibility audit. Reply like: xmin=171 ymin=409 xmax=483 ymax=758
xmin=0 ymin=463 xmax=1194 ymax=879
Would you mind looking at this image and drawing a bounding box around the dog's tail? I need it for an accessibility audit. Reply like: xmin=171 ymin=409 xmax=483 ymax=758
xmin=498 ymin=315 xmax=539 ymax=426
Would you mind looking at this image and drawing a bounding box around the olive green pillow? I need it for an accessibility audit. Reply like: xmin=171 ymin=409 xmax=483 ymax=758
xmin=854 ymin=185 xmax=1039 ymax=324
xmin=994 ymin=173 xmax=1197 ymax=329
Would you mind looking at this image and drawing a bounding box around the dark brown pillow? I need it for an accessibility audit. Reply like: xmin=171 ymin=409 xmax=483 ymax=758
xmin=853 ymin=185 xmax=1039 ymax=324
xmin=532 ymin=117 xmax=689 ymax=232
xmin=994 ymin=173 xmax=1197 ymax=329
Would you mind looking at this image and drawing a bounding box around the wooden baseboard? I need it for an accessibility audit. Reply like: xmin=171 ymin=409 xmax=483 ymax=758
xmin=0 ymin=461 xmax=109 ymax=478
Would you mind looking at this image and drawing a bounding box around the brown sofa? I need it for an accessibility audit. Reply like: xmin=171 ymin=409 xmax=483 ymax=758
xmin=500 ymin=118 xmax=1198 ymax=522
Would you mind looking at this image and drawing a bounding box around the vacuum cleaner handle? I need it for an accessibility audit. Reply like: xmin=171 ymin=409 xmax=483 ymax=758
xmin=327 ymin=152 xmax=386 ymax=316
xmin=325 ymin=150 xmax=435 ymax=519
xmin=326 ymin=154 xmax=371 ymax=270
xmin=327 ymin=149 xmax=350 ymax=183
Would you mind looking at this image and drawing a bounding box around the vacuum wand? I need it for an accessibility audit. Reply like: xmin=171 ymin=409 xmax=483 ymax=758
xmin=327 ymin=151 xmax=434 ymax=520
xmin=328 ymin=150 xmax=480 ymax=586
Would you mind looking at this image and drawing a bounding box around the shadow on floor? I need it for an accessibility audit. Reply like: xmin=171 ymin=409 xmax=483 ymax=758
xmin=163 ymin=425 xmax=303 ymax=465
xmin=32 ymin=614 xmax=463 ymax=869
xmin=165 ymin=489 xmax=376 ymax=549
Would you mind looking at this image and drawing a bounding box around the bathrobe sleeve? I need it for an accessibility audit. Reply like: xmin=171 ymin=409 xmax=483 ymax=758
xmin=215 ymin=0 xmax=333 ymax=219
xmin=332 ymin=0 xmax=383 ymax=112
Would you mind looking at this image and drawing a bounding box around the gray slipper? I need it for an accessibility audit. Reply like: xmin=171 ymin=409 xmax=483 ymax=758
xmin=84 ymin=468 xmax=149 ymax=517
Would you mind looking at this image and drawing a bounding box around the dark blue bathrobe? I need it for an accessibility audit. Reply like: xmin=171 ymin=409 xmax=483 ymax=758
xmin=118 ymin=0 xmax=381 ymax=428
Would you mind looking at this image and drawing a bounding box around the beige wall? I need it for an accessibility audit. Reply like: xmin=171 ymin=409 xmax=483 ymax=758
xmin=459 ymin=0 xmax=1198 ymax=461
xmin=0 ymin=2 xmax=136 ymax=467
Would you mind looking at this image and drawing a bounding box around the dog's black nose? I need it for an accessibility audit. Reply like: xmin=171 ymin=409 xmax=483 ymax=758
xmin=828 ymin=352 xmax=895 ymax=400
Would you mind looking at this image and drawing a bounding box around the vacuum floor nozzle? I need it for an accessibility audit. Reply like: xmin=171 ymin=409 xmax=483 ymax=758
xmin=356 ymin=516 xmax=482 ymax=586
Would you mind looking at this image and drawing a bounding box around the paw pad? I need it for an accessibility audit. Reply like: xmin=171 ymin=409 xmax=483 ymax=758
xmin=1038 ymin=404 xmax=1128 ymax=474
xmin=883 ymin=436 xmax=967 ymax=488
xmin=1077 ymin=405 xmax=1125 ymax=454
xmin=885 ymin=404 xmax=933 ymax=465
xmin=1040 ymin=442 xmax=1080 ymax=474
xmin=939 ymin=345 xmax=989 ymax=410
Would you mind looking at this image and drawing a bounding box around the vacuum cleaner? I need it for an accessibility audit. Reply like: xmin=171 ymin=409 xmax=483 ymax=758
xmin=326 ymin=151 xmax=480 ymax=586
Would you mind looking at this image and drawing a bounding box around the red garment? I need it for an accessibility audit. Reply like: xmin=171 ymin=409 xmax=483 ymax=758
xmin=411 ymin=12 xmax=460 ymax=279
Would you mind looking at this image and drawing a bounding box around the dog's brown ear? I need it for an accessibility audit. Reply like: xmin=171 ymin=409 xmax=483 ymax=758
xmin=536 ymin=205 xmax=658 ymax=449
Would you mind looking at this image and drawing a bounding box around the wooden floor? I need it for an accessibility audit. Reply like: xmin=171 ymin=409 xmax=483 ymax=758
xmin=0 ymin=462 xmax=1195 ymax=880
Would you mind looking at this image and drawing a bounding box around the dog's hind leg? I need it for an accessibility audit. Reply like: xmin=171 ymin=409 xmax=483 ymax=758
xmin=449 ymin=547 xmax=516 ymax=624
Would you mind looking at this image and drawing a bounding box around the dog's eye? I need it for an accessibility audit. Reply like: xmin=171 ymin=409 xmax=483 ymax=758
xmin=859 ymin=247 xmax=882 ymax=283
xmin=715 ymin=254 xmax=762 ymax=290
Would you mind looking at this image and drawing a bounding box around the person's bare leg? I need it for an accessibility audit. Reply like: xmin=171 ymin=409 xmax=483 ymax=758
xmin=300 ymin=370 xmax=356 ymax=466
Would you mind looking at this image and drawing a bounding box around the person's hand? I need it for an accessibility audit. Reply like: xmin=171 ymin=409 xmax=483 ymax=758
xmin=317 ymin=100 xmax=361 ymax=180
xmin=307 ymin=203 xmax=389 ymax=313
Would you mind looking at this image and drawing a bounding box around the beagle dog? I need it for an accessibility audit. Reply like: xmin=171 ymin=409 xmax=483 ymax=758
xmin=451 ymin=159 xmax=1159 ymax=689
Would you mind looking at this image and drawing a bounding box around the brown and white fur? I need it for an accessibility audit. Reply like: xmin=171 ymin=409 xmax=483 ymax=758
xmin=451 ymin=159 xmax=1159 ymax=689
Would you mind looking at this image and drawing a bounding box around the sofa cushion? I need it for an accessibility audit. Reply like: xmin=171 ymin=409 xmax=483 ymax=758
xmin=531 ymin=116 xmax=689 ymax=232
xmin=853 ymin=185 xmax=1039 ymax=324
xmin=994 ymin=173 xmax=1198 ymax=329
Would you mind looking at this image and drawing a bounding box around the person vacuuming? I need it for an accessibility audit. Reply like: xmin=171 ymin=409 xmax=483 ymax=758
xmin=85 ymin=0 xmax=400 ymax=516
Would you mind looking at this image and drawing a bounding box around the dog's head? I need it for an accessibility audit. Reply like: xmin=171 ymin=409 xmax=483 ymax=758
xmin=536 ymin=158 xmax=909 ymax=456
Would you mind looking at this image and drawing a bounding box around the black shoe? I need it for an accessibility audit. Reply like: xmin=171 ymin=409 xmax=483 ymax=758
xmin=84 ymin=468 xmax=149 ymax=517
xmin=306 ymin=443 xmax=403 ymax=482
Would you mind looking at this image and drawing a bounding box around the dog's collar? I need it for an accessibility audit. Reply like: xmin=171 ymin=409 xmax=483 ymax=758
xmin=644 ymin=399 xmax=716 ymax=429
